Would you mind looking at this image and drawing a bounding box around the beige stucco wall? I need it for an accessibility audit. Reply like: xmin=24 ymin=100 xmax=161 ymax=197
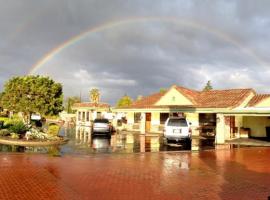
xmin=216 ymin=114 xmax=231 ymax=144
xmin=127 ymin=112 xmax=134 ymax=124
xmin=151 ymin=112 xmax=160 ymax=132
xmin=254 ymin=97 xmax=270 ymax=107
xmin=185 ymin=113 xmax=199 ymax=126
xmin=243 ymin=116 xmax=270 ymax=137
xmin=155 ymin=88 xmax=193 ymax=106
xmin=216 ymin=114 xmax=225 ymax=144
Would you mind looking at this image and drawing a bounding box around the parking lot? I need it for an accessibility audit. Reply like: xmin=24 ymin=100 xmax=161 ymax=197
xmin=0 ymin=147 xmax=269 ymax=199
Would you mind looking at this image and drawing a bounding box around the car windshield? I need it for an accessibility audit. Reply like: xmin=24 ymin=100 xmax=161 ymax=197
xmin=94 ymin=119 xmax=109 ymax=123
xmin=167 ymin=119 xmax=188 ymax=127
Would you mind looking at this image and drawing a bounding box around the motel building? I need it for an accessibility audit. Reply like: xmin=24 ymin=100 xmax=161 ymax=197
xmin=72 ymin=102 xmax=112 ymax=127
xmin=115 ymin=85 xmax=270 ymax=144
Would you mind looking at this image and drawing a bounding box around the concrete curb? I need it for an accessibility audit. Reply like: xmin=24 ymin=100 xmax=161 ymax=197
xmin=0 ymin=137 xmax=69 ymax=147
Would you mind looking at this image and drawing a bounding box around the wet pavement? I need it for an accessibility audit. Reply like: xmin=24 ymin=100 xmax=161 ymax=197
xmin=0 ymin=126 xmax=216 ymax=155
xmin=0 ymin=147 xmax=269 ymax=199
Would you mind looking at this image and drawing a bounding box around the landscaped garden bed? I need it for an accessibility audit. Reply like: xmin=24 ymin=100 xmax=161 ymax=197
xmin=0 ymin=118 xmax=68 ymax=147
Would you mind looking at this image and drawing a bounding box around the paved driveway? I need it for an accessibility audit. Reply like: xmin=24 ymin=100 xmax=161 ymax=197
xmin=0 ymin=147 xmax=269 ymax=200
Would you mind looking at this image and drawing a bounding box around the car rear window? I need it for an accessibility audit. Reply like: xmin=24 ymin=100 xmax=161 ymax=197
xmin=167 ymin=119 xmax=188 ymax=127
xmin=94 ymin=119 xmax=109 ymax=123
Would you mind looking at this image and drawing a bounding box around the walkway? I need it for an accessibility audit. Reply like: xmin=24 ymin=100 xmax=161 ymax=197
xmin=0 ymin=147 xmax=269 ymax=200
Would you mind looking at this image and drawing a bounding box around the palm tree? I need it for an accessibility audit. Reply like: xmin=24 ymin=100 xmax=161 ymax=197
xmin=90 ymin=88 xmax=100 ymax=103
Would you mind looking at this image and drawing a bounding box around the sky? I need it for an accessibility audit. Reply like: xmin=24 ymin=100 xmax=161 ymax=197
xmin=1 ymin=0 xmax=270 ymax=104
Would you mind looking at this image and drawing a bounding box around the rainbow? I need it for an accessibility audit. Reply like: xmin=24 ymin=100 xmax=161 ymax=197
xmin=29 ymin=16 xmax=268 ymax=74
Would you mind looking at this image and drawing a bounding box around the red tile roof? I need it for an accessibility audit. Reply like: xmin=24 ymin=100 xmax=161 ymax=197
xmin=73 ymin=102 xmax=110 ymax=108
xmin=247 ymin=94 xmax=270 ymax=107
xmin=196 ymin=89 xmax=255 ymax=108
xmin=125 ymin=91 xmax=167 ymax=109
xmin=123 ymin=85 xmax=255 ymax=109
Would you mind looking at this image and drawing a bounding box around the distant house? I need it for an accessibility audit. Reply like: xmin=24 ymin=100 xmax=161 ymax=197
xmin=72 ymin=102 xmax=111 ymax=126
xmin=115 ymin=85 xmax=270 ymax=144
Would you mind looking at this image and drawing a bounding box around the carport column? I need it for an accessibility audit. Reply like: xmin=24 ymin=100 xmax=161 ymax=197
xmin=216 ymin=114 xmax=226 ymax=144
xmin=140 ymin=112 xmax=146 ymax=134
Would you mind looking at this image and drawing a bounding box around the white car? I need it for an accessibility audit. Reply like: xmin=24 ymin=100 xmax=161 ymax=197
xmin=92 ymin=119 xmax=112 ymax=136
xmin=164 ymin=117 xmax=192 ymax=142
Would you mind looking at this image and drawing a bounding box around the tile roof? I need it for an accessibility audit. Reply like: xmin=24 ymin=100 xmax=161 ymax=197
xmin=123 ymin=85 xmax=255 ymax=109
xmin=72 ymin=102 xmax=110 ymax=108
xmin=196 ymin=89 xmax=255 ymax=108
xmin=125 ymin=91 xmax=167 ymax=109
xmin=247 ymin=94 xmax=270 ymax=107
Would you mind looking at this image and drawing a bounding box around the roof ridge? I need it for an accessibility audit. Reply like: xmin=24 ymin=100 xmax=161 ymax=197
xmin=202 ymin=88 xmax=254 ymax=92
xmin=174 ymin=85 xmax=200 ymax=93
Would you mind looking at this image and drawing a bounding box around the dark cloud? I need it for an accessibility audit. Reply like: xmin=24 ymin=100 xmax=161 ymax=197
xmin=0 ymin=0 xmax=270 ymax=104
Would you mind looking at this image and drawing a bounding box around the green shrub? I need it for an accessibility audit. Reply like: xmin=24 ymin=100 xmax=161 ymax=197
xmin=7 ymin=120 xmax=28 ymax=134
xmin=0 ymin=117 xmax=9 ymax=122
xmin=47 ymin=124 xmax=60 ymax=136
xmin=10 ymin=133 xmax=20 ymax=139
xmin=0 ymin=129 xmax=10 ymax=136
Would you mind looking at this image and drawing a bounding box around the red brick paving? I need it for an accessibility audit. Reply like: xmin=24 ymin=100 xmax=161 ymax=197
xmin=0 ymin=148 xmax=270 ymax=200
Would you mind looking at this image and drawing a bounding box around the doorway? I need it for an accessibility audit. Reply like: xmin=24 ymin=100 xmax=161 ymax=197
xmin=145 ymin=113 xmax=151 ymax=132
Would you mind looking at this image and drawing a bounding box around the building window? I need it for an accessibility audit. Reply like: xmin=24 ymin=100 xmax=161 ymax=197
xmin=172 ymin=96 xmax=176 ymax=102
xmin=86 ymin=111 xmax=89 ymax=121
xmin=160 ymin=113 xmax=169 ymax=124
xmin=78 ymin=111 xmax=81 ymax=121
xmin=134 ymin=112 xmax=141 ymax=123
xmin=82 ymin=112 xmax=85 ymax=122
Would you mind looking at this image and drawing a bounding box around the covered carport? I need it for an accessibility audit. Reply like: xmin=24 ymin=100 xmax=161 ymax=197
xmin=223 ymin=109 xmax=270 ymax=141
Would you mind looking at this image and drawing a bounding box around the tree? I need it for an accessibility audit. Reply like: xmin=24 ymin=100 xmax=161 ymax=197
xmin=65 ymin=96 xmax=81 ymax=113
xmin=116 ymin=95 xmax=133 ymax=108
xmin=203 ymin=80 xmax=213 ymax=91
xmin=159 ymin=88 xmax=167 ymax=93
xmin=90 ymin=88 xmax=100 ymax=103
xmin=0 ymin=75 xmax=63 ymax=123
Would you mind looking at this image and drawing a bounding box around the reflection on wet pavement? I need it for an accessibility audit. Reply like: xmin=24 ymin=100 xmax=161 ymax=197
xmin=0 ymin=125 xmax=219 ymax=155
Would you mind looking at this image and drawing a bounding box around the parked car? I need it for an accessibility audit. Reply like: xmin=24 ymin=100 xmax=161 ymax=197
xmin=92 ymin=118 xmax=112 ymax=136
xmin=164 ymin=117 xmax=192 ymax=142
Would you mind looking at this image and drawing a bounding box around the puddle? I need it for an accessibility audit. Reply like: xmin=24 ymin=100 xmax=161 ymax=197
xmin=0 ymin=125 xmax=223 ymax=155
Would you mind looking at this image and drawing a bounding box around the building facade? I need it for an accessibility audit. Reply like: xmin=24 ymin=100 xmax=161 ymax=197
xmin=72 ymin=102 xmax=112 ymax=126
xmin=115 ymin=85 xmax=270 ymax=144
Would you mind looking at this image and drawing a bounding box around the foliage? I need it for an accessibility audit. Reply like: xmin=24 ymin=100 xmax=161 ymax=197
xmin=203 ymin=80 xmax=213 ymax=91
xmin=0 ymin=75 xmax=63 ymax=122
xmin=6 ymin=120 xmax=28 ymax=134
xmin=0 ymin=129 xmax=10 ymax=136
xmin=25 ymin=128 xmax=59 ymax=141
xmin=65 ymin=96 xmax=81 ymax=113
xmin=10 ymin=133 xmax=20 ymax=139
xmin=116 ymin=95 xmax=133 ymax=108
xmin=47 ymin=124 xmax=60 ymax=136
xmin=90 ymin=88 xmax=100 ymax=103
xmin=0 ymin=117 xmax=9 ymax=122
xmin=159 ymin=88 xmax=167 ymax=93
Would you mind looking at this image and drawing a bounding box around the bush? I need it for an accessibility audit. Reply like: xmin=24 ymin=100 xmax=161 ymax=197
xmin=0 ymin=117 xmax=9 ymax=126
xmin=47 ymin=124 xmax=60 ymax=136
xmin=10 ymin=133 xmax=20 ymax=139
xmin=0 ymin=129 xmax=10 ymax=136
xmin=7 ymin=120 xmax=28 ymax=134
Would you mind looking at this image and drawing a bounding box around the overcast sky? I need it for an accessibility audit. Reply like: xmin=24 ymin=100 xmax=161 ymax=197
xmin=1 ymin=0 xmax=270 ymax=104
